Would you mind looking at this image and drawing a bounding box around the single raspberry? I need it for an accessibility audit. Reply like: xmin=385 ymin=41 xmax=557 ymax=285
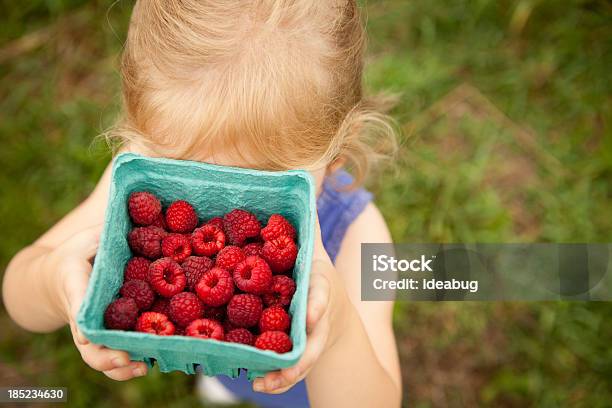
xmin=261 ymin=235 xmax=298 ymax=273
xmin=204 ymin=306 xmax=226 ymax=321
xmin=148 ymin=257 xmax=186 ymax=297
xmin=233 ymin=256 xmax=272 ymax=294
xmin=162 ymin=233 xmax=192 ymax=263
xmin=215 ymin=246 xmax=245 ymax=272
xmin=191 ymin=224 xmax=225 ymax=257
xmin=242 ymin=242 xmax=263 ymax=257
xmin=255 ymin=331 xmax=292 ymax=353
xmin=227 ymin=294 xmax=263 ymax=328
xmin=104 ymin=298 xmax=138 ymax=330
xmin=261 ymin=214 xmax=296 ymax=242
xmin=128 ymin=191 xmax=162 ymax=226
xmin=119 ymin=279 xmax=155 ymax=310
xmin=259 ymin=306 xmax=291 ymax=332
xmin=185 ymin=318 xmax=224 ymax=340
xmin=165 ymin=200 xmax=198 ymax=233
xmin=128 ymin=226 xmax=167 ymax=259
xmin=205 ymin=217 xmax=225 ymax=230
xmin=195 ymin=267 xmax=234 ymax=306
xmin=124 ymin=257 xmax=151 ymax=281
xmin=135 ymin=312 xmax=175 ymax=335
xmin=262 ymin=275 xmax=296 ymax=307
xmin=226 ymin=328 xmax=254 ymax=345
xmin=223 ymin=209 xmax=261 ymax=246
xmin=169 ymin=292 xmax=204 ymax=327
xmin=181 ymin=256 xmax=214 ymax=291
xmin=150 ymin=298 xmax=170 ymax=315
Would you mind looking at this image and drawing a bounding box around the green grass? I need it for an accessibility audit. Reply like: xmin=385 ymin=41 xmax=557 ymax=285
xmin=1 ymin=1 xmax=611 ymax=407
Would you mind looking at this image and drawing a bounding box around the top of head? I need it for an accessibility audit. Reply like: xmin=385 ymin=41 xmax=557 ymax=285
xmin=113 ymin=0 xmax=396 ymax=184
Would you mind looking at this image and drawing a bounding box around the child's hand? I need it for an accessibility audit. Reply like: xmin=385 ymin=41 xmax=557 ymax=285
xmin=252 ymin=216 xmax=350 ymax=394
xmin=50 ymin=225 xmax=148 ymax=381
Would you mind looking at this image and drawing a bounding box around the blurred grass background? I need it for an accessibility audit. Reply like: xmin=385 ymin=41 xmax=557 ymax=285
xmin=0 ymin=0 xmax=611 ymax=407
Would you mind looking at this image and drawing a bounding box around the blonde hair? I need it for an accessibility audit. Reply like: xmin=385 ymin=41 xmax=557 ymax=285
xmin=111 ymin=0 xmax=397 ymax=185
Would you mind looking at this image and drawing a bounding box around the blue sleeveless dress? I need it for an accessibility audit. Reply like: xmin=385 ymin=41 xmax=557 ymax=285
xmin=216 ymin=170 xmax=372 ymax=407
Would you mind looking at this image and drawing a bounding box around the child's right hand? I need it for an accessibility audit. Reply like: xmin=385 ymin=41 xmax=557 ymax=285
xmin=50 ymin=225 xmax=148 ymax=381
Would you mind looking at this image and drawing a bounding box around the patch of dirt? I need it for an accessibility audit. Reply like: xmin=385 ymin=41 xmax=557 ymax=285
xmin=395 ymin=303 xmax=534 ymax=407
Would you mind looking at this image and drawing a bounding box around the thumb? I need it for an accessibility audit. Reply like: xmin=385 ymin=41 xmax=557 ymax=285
xmin=62 ymin=251 xmax=97 ymax=345
xmin=58 ymin=224 xmax=103 ymax=260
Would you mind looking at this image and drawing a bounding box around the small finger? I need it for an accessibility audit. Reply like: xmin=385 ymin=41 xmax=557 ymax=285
xmin=103 ymin=362 xmax=147 ymax=381
xmin=263 ymin=371 xmax=284 ymax=393
xmin=69 ymin=320 xmax=89 ymax=345
xmin=257 ymin=365 xmax=300 ymax=394
xmin=79 ymin=345 xmax=131 ymax=372
xmin=253 ymin=377 xmax=265 ymax=393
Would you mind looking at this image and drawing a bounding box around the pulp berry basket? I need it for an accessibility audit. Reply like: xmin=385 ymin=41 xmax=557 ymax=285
xmin=76 ymin=153 xmax=315 ymax=380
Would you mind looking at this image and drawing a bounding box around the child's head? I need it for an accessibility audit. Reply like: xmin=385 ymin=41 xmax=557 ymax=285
xmin=113 ymin=0 xmax=396 ymax=184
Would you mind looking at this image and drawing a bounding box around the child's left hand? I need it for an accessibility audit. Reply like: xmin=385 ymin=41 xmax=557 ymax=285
xmin=252 ymin=216 xmax=350 ymax=394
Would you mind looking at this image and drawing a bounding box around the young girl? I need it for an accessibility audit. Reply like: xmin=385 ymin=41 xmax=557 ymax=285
xmin=2 ymin=1 xmax=401 ymax=406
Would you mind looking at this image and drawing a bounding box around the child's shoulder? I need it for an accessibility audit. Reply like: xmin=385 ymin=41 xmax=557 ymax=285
xmin=317 ymin=170 xmax=392 ymax=266
xmin=340 ymin=202 xmax=392 ymax=253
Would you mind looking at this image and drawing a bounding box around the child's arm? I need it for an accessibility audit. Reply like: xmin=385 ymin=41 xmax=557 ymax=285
xmin=253 ymin=204 xmax=402 ymax=407
xmin=2 ymin=164 xmax=148 ymax=381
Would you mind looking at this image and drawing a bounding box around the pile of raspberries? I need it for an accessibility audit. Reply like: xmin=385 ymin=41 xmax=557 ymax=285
xmin=103 ymin=191 xmax=298 ymax=354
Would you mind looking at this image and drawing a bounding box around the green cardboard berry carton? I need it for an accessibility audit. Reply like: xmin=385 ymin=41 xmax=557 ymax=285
xmin=76 ymin=153 xmax=315 ymax=380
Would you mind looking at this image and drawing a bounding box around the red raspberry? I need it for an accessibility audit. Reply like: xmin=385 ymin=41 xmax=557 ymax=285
xmin=204 ymin=306 xmax=226 ymax=321
xmin=150 ymin=298 xmax=170 ymax=315
xmin=169 ymin=292 xmax=204 ymax=327
xmin=162 ymin=233 xmax=192 ymax=263
xmin=124 ymin=257 xmax=151 ymax=281
xmin=135 ymin=312 xmax=176 ymax=335
xmin=181 ymin=256 xmax=214 ymax=291
xmin=215 ymin=246 xmax=245 ymax=272
xmin=165 ymin=200 xmax=198 ymax=233
xmin=185 ymin=318 xmax=224 ymax=340
xmin=128 ymin=192 xmax=162 ymax=226
xmin=242 ymin=242 xmax=263 ymax=257
xmin=223 ymin=209 xmax=261 ymax=246
xmin=259 ymin=306 xmax=290 ymax=332
xmin=227 ymin=294 xmax=263 ymax=328
xmin=205 ymin=217 xmax=224 ymax=230
xmin=255 ymin=331 xmax=292 ymax=353
xmin=128 ymin=226 xmax=167 ymax=259
xmin=148 ymin=258 xmax=186 ymax=297
xmin=261 ymin=214 xmax=296 ymax=242
xmin=191 ymin=224 xmax=225 ymax=257
xmin=261 ymin=235 xmax=298 ymax=273
xmin=262 ymin=275 xmax=296 ymax=307
xmin=104 ymin=298 xmax=138 ymax=330
xmin=195 ymin=267 xmax=234 ymax=306
xmin=233 ymin=256 xmax=272 ymax=294
xmin=119 ymin=279 xmax=155 ymax=310
xmin=226 ymin=328 xmax=254 ymax=345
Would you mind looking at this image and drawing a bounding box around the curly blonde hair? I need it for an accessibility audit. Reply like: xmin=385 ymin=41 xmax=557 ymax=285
xmin=111 ymin=0 xmax=397 ymax=185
